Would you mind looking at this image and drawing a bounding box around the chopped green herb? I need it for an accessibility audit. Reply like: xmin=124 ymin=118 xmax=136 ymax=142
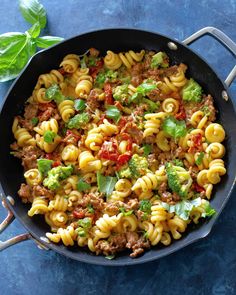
xmin=172 ymin=159 xmax=184 ymax=167
xmin=74 ymin=99 xmax=86 ymax=112
xmin=162 ymin=116 xmax=187 ymax=140
xmin=31 ymin=117 xmax=39 ymax=126
xmin=143 ymin=98 xmax=160 ymax=113
xmin=195 ymin=152 xmax=204 ymax=165
xmin=43 ymin=130 xmax=56 ymax=143
xmin=97 ymin=172 xmax=117 ymax=197
xmin=77 ymin=178 xmax=91 ymax=192
xmin=105 ymin=105 xmax=121 ymax=123
xmin=87 ymin=204 xmax=94 ymax=214
xmin=202 ymin=202 xmax=216 ymax=218
xmin=136 ymin=83 xmax=157 ymax=96
xmin=142 ymin=144 xmax=152 ymax=157
xmin=119 ymin=207 xmax=133 ymax=216
xmin=201 ymin=105 xmax=211 ymax=116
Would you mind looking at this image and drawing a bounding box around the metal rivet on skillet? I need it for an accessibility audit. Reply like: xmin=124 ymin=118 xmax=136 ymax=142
xmin=167 ymin=42 xmax=178 ymax=50
xmin=7 ymin=196 xmax=15 ymax=205
xmin=222 ymin=90 xmax=229 ymax=101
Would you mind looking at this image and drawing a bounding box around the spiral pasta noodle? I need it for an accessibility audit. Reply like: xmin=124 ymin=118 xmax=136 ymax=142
xmin=58 ymin=100 xmax=75 ymax=122
xmin=60 ymin=54 xmax=80 ymax=73
xmin=12 ymin=118 xmax=36 ymax=147
xmin=28 ymin=197 xmax=48 ymax=217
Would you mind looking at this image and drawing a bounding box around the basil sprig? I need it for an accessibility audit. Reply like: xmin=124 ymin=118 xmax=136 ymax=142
xmin=0 ymin=0 xmax=63 ymax=82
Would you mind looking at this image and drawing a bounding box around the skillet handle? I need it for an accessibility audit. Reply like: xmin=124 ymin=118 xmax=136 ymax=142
xmin=183 ymin=26 xmax=236 ymax=87
xmin=0 ymin=196 xmax=30 ymax=251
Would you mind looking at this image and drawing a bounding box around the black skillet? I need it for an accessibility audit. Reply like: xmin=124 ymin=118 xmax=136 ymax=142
xmin=0 ymin=27 xmax=236 ymax=266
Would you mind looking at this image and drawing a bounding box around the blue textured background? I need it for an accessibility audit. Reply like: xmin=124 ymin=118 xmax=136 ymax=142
xmin=0 ymin=1 xmax=236 ymax=294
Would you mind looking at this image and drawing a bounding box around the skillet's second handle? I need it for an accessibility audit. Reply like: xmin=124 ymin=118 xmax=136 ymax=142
xmin=0 ymin=195 xmax=30 ymax=251
xmin=183 ymin=26 xmax=236 ymax=87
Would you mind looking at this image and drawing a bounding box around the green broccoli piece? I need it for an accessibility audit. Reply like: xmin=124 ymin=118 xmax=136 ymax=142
xmin=129 ymin=154 xmax=149 ymax=178
xmin=113 ymin=84 xmax=129 ymax=104
xmin=118 ymin=167 xmax=132 ymax=178
xmin=143 ymin=98 xmax=160 ymax=113
xmin=182 ymin=78 xmax=203 ymax=102
xmin=43 ymin=165 xmax=73 ymax=190
xmin=95 ymin=70 xmax=118 ymax=88
xmin=151 ymin=52 xmax=169 ymax=69
xmin=67 ymin=113 xmax=90 ymax=129
xmin=165 ymin=163 xmax=189 ymax=199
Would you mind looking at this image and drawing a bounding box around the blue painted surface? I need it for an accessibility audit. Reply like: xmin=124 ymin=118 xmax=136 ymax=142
xmin=0 ymin=1 xmax=236 ymax=294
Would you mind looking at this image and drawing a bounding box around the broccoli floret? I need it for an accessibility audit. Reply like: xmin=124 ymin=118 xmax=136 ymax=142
xmin=182 ymin=78 xmax=203 ymax=102
xmin=129 ymin=154 xmax=149 ymax=178
xmin=143 ymin=98 xmax=160 ymax=113
xmin=43 ymin=165 xmax=73 ymax=190
xmin=67 ymin=113 xmax=90 ymax=129
xmin=113 ymin=84 xmax=129 ymax=104
xmin=151 ymin=52 xmax=169 ymax=69
xmin=119 ymin=167 xmax=132 ymax=178
xmin=165 ymin=163 xmax=191 ymax=199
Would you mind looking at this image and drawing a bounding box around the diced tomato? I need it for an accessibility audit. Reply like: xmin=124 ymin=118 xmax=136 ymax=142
xmin=99 ymin=140 xmax=119 ymax=161
xmin=65 ymin=130 xmax=80 ymax=141
xmin=117 ymin=152 xmax=132 ymax=166
xmin=58 ymin=67 xmax=66 ymax=75
xmin=52 ymin=161 xmax=61 ymax=167
xmin=114 ymin=101 xmax=123 ymax=110
xmin=45 ymin=153 xmax=53 ymax=160
xmin=175 ymin=104 xmax=186 ymax=120
xmin=193 ymin=183 xmax=205 ymax=193
xmin=188 ymin=133 xmax=203 ymax=153
xmin=118 ymin=117 xmax=127 ymax=129
xmin=89 ymin=59 xmax=104 ymax=78
xmin=73 ymin=210 xmax=85 ymax=219
xmin=104 ymin=82 xmax=114 ymax=105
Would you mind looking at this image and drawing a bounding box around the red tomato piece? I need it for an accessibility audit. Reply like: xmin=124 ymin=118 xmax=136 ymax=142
xmin=52 ymin=161 xmax=61 ymax=167
xmin=73 ymin=211 xmax=85 ymax=219
xmin=104 ymin=82 xmax=114 ymax=105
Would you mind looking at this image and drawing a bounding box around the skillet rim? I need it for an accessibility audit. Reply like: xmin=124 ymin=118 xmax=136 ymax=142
xmin=1 ymin=27 xmax=236 ymax=266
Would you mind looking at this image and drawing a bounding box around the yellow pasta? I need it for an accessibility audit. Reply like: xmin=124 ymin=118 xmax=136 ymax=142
xmin=34 ymin=118 xmax=59 ymax=135
xmin=58 ymin=100 xmax=75 ymax=122
xmin=24 ymin=168 xmax=42 ymax=186
xmin=28 ymin=197 xmax=48 ymax=217
xmin=12 ymin=118 xmax=36 ymax=147
xmin=60 ymin=54 xmax=80 ymax=73
xmin=205 ymin=123 xmax=225 ymax=143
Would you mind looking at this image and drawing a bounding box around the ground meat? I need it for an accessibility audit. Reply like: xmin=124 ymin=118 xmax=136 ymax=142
xmin=18 ymin=183 xmax=32 ymax=203
xmin=130 ymin=63 xmax=144 ymax=87
xmin=24 ymin=103 xmax=38 ymax=120
xmin=86 ymin=90 xmax=100 ymax=111
xmin=162 ymin=65 xmax=179 ymax=77
xmin=126 ymin=232 xmax=150 ymax=258
xmin=133 ymin=104 xmax=148 ymax=116
xmin=146 ymin=88 xmax=163 ymax=102
xmin=95 ymin=234 xmax=127 ymax=256
xmin=125 ymin=198 xmax=139 ymax=210
xmin=144 ymin=135 xmax=156 ymax=144
xmin=13 ymin=145 xmax=44 ymax=170
xmin=17 ymin=116 xmax=34 ymax=131
xmin=77 ymin=192 xmax=105 ymax=211
xmin=201 ymin=94 xmax=216 ymax=122
xmin=32 ymin=185 xmax=55 ymax=200
xmin=104 ymin=202 xmax=120 ymax=215
xmin=89 ymin=48 xmax=100 ymax=57
xmin=121 ymin=122 xmax=143 ymax=145
xmin=147 ymin=153 xmax=158 ymax=167
xmin=38 ymin=103 xmax=61 ymax=122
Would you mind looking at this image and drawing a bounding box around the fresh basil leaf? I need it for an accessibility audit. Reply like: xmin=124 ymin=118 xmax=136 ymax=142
xmin=36 ymin=36 xmax=64 ymax=49
xmin=19 ymin=0 xmax=47 ymax=28
xmin=77 ymin=179 xmax=91 ymax=192
xmin=136 ymin=83 xmax=157 ymax=96
xmin=97 ymin=172 xmax=117 ymax=197
xmin=74 ymin=99 xmax=86 ymax=112
xmin=195 ymin=152 xmax=204 ymax=165
xmin=43 ymin=130 xmax=56 ymax=143
xmin=0 ymin=32 xmax=36 ymax=82
xmin=105 ymin=105 xmax=121 ymax=123
xmin=162 ymin=197 xmax=202 ymax=220
xmin=143 ymin=144 xmax=152 ymax=157
xmin=162 ymin=116 xmax=187 ymax=140
xmin=27 ymin=22 xmax=41 ymax=38
xmin=172 ymin=159 xmax=184 ymax=167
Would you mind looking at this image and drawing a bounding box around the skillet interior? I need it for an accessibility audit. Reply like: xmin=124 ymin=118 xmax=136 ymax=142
xmin=0 ymin=29 xmax=235 ymax=266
